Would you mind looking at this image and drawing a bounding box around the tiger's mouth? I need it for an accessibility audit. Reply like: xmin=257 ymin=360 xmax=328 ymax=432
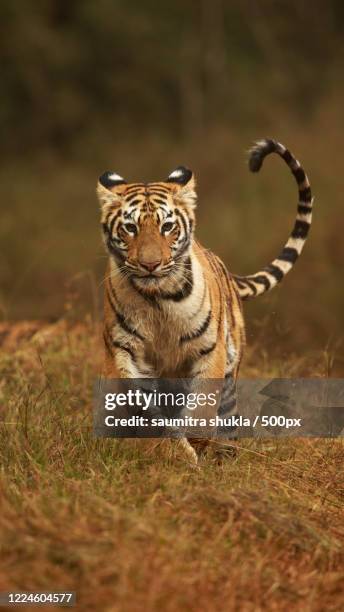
xmin=129 ymin=267 xmax=176 ymax=293
xmin=130 ymin=274 xmax=166 ymax=295
xmin=132 ymin=270 xmax=172 ymax=282
xmin=125 ymin=261 xmax=175 ymax=281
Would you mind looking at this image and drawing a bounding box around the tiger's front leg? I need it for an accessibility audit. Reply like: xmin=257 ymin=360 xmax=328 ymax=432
xmin=187 ymin=341 xmax=239 ymax=456
xmin=103 ymin=323 xmax=199 ymax=465
xmin=103 ymin=316 xmax=154 ymax=379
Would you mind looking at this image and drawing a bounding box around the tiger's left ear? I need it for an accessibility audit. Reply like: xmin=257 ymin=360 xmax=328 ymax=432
xmin=96 ymin=171 xmax=127 ymax=208
xmin=167 ymin=166 xmax=197 ymax=209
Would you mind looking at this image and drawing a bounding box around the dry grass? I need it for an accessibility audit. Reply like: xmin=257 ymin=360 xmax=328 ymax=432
xmin=0 ymin=320 xmax=343 ymax=611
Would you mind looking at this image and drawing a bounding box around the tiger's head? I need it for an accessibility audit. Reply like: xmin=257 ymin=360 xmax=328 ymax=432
xmin=97 ymin=167 xmax=197 ymax=286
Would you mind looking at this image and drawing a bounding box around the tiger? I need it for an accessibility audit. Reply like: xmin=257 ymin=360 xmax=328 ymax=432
xmin=97 ymin=138 xmax=313 ymax=461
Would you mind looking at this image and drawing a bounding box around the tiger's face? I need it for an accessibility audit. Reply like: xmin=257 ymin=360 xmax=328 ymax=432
xmin=97 ymin=167 xmax=197 ymax=286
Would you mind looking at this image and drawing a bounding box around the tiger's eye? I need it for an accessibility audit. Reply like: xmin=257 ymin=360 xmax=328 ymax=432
xmin=161 ymin=221 xmax=174 ymax=233
xmin=124 ymin=223 xmax=137 ymax=234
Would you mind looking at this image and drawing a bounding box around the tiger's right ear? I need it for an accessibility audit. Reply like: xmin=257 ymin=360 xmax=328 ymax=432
xmin=96 ymin=171 xmax=127 ymax=208
xmin=166 ymin=166 xmax=197 ymax=209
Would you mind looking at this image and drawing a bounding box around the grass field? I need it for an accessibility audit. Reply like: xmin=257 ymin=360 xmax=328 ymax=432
xmin=0 ymin=319 xmax=343 ymax=611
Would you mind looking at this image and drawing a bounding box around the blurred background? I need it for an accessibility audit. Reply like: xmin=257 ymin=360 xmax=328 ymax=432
xmin=1 ymin=0 xmax=343 ymax=365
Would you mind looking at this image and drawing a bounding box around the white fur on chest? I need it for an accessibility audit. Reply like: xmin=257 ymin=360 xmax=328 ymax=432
xmin=110 ymin=253 xmax=207 ymax=374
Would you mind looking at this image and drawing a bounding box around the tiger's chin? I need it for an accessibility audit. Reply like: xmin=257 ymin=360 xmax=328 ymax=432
xmin=131 ymin=271 xmax=174 ymax=294
xmin=135 ymin=275 xmax=161 ymax=284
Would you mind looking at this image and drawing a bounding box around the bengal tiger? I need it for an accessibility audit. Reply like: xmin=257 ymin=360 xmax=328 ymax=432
xmin=97 ymin=139 xmax=313 ymax=461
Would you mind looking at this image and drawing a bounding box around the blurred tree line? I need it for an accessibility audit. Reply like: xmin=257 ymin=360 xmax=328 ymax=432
xmin=1 ymin=1 xmax=344 ymax=365
xmin=1 ymin=0 xmax=343 ymax=157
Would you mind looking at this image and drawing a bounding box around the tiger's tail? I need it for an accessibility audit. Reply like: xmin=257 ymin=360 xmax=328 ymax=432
xmin=234 ymin=138 xmax=313 ymax=301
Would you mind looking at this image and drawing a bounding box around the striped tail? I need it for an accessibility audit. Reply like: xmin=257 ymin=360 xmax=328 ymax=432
xmin=234 ymin=139 xmax=313 ymax=301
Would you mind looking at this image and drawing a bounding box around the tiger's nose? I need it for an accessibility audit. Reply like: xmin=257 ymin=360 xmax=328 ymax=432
xmin=139 ymin=259 xmax=162 ymax=272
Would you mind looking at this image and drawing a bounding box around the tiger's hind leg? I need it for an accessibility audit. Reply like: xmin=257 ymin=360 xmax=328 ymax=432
xmin=217 ymin=374 xmax=238 ymax=433
xmin=211 ymin=374 xmax=239 ymax=459
xmin=186 ymin=376 xmax=239 ymax=461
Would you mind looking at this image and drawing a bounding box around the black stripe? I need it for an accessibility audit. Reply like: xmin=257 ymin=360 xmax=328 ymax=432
xmin=128 ymin=199 xmax=141 ymax=207
xmin=264 ymin=264 xmax=284 ymax=282
xmin=175 ymin=208 xmax=189 ymax=236
xmin=150 ymin=194 xmax=170 ymax=201
xmin=180 ymin=310 xmax=212 ymax=343
xmin=148 ymin=184 xmax=170 ymax=192
xmin=175 ymin=238 xmax=191 ymax=259
xmin=112 ymin=340 xmax=136 ymax=362
xmin=102 ymin=226 xmax=126 ymax=262
xmin=108 ymin=247 xmax=125 ymax=263
xmin=249 ymin=274 xmax=271 ymax=289
xmin=111 ymin=236 xmax=123 ymax=246
xmin=217 ymin=301 xmax=223 ymax=335
xmin=235 ymin=277 xmax=257 ymax=295
xmin=160 ymin=276 xmax=193 ymax=302
xmin=107 ymin=289 xmax=145 ymax=341
xmin=217 ymin=258 xmax=229 ymax=280
xmin=278 ymin=247 xmax=299 ymax=263
xmin=149 ymin=189 xmax=170 ymax=195
xmin=235 ymin=279 xmax=246 ymax=288
xmin=116 ymin=309 xmax=144 ymax=341
xmin=159 ymin=257 xmax=193 ymax=302
xmin=221 ymin=386 xmax=236 ymax=401
xmin=298 ymin=204 xmax=312 ymax=215
xmin=125 ymin=192 xmax=142 ymax=203
xmin=282 ymin=149 xmax=293 ymax=164
xmin=218 ymin=397 xmax=237 ymax=416
xmin=124 ymin=184 xmax=144 ymax=193
xmin=151 ymin=198 xmax=168 ymax=205
xmin=219 ymin=391 xmax=237 ymax=406
xmin=104 ymin=211 xmax=112 ymax=225
xmin=199 ymin=342 xmax=216 ymax=356
xmin=299 ymin=186 xmax=312 ymax=202
xmin=293 ymin=167 xmax=306 ymax=183
xmin=221 ymin=384 xmax=236 ymax=400
xmin=205 ymin=250 xmax=220 ymax=280
xmin=130 ymin=279 xmax=160 ymax=309
xmin=109 ymin=210 xmax=122 ymax=234
xmin=103 ymin=330 xmax=113 ymax=356
xmin=291 ymin=220 xmax=310 ymax=239
xmin=245 ymin=278 xmax=258 ymax=294
xmin=265 ymin=139 xmax=276 ymax=152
